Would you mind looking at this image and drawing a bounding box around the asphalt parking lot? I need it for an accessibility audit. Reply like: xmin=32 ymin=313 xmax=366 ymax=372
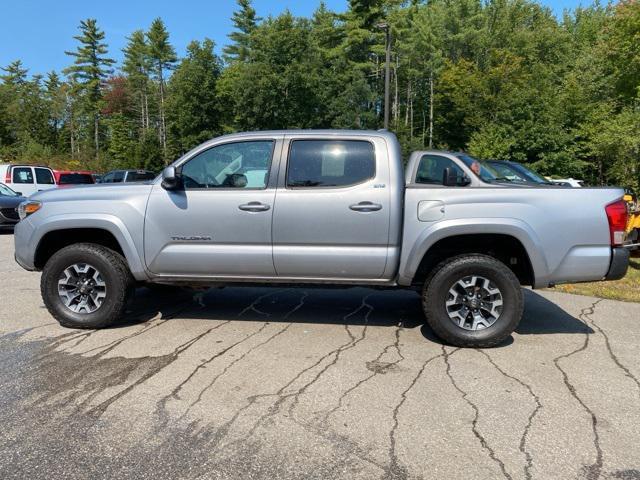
xmin=0 ymin=232 xmax=639 ymax=480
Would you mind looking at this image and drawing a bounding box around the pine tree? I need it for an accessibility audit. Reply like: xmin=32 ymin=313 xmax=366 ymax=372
xmin=44 ymin=71 xmax=66 ymax=148
xmin=122 ymin=30 xmax=151 ymax=133
xmin=146 ymin=18 xmax=177 ymax=162
xmin=1 ymin=60 xmax=28 ymax=85
xmin=63 ymin=18 xmax=115 ymax=160
xmin=224 ymin=0 xmax=261 ymax=62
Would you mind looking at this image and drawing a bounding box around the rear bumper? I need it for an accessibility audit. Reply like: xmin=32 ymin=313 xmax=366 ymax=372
xmin=605 ymin=247 xmax=630 ymax=281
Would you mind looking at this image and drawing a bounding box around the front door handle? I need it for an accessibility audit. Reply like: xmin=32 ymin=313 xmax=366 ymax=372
xmin=239 ymin=202 xmax=271 ymax=212
xmin=349 ymin=201 xmax=383 ymax=212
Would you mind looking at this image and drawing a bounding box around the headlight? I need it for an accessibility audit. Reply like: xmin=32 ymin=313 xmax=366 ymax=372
xmin=18 ymin=201 xmax=42 ymax=220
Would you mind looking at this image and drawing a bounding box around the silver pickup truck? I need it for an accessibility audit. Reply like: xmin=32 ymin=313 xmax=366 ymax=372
xmin=14 ymin=130 xmax=630 ymax=347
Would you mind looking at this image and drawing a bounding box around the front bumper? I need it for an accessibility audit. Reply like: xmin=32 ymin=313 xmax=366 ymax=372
xmin=13 ymin=219 xmax=38 ymax=271
xmin=605 ymin=247 xmax=630 ymax=281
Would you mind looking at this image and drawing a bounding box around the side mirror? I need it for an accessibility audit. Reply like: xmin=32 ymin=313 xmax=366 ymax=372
xmin=442 ymin=168 xmax=471 ymax=187
xmin=442 ymin=168 xmax=459 ymax=187
xmin=161 ymin=166 xmax=181 ymax=191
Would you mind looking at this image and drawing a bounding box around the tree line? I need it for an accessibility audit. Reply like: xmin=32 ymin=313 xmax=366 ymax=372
xmin=0 ymin=0 xmax=638 ymax=189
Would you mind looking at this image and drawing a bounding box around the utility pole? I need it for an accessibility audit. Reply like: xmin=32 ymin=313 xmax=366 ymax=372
xmin=377 ymin=22 xmax=391 ymax=130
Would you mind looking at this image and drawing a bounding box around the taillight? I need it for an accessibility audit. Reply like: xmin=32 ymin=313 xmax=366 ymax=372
xmin=605 ymin=199 xmax=628 ymax=246
xmin=4 ymin=167 xmax=10 ymax=184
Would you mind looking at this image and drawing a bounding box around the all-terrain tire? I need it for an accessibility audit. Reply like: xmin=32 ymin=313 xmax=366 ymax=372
xmin=422 ymin=254 xmax=524 ymax=348
xmin=41 ymin=243 xmax=135 ymax=329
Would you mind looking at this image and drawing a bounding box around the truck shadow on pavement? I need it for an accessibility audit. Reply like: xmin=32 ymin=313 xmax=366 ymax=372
xmin=119 ymin=285 xmax=592 ymax=347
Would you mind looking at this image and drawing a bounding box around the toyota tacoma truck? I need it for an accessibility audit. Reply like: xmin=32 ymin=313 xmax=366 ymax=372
xmin=13 ymin=130 xmax=630 ymax=347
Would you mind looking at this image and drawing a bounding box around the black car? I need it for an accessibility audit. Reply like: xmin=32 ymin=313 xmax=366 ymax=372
xmin=99 ymin=169 xmax=157 ymax=183
xmin=0 ymin=183 xmax=26 ymax=229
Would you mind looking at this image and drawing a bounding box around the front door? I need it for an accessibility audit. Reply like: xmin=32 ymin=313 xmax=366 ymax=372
xmin=272 ymin=137 xmax=391 ymax=279
xmin=144 ymin=138 xmax=281 ymax=277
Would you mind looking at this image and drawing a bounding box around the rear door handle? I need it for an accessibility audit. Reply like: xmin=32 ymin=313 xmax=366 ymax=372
xmin=349 ymin=202 xmax=383 ymax=212
xmin=239 ymin=202 xmax=271 ymax=212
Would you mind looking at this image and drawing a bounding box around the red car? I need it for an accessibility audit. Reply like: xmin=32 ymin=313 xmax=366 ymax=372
xmin=53 ymin=170 xmax=95 ymax=187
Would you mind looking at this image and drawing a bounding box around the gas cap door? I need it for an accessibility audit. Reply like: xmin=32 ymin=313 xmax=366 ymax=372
xmin=418 ymin=200 xmax=446 ymax=222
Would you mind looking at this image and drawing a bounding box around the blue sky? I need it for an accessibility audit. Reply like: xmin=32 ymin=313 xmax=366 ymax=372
xmin=1 ymin=0 xmax=587 ymax=76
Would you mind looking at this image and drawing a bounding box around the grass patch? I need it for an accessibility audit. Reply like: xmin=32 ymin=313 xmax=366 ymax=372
xmin=553 ymin=258 xmax=640 ymax=303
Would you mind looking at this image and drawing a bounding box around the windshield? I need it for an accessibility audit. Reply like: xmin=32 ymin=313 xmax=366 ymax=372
xmin=59 ymin=173 xmax=94 ymax=184
xmin=0 ymin=183 xmax=19 ymax=196
xmin=455 ymin=154 xmax=500 ymax=183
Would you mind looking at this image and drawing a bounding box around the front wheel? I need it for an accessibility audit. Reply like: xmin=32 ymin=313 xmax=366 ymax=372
xmin=41 ymin=243 xmax=135 ymax=329
xmin=422 ymin=254 xmax=524 ymax=348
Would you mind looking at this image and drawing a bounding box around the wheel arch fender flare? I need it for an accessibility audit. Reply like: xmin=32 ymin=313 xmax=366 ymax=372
xmin=399 ymin=218 xmax=551 ymax=287
xmin=33 ymin=214 xmax=149 ymax=281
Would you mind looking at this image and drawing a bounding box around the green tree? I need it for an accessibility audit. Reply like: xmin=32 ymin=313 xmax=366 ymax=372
xmin=146 ymin=18 xmax=177 ymax=162
xmin=167 ymin=39 xmax=222 ymax=154
xmin=64 ymin=18 xmax=115 ymax=160
xmin=122 ymin=30 xmax=152 ymax=133
xmin=44 ymin=71 xmax=67 ymax=149
xmin=224 ymin=0 xmax=261 ymax=62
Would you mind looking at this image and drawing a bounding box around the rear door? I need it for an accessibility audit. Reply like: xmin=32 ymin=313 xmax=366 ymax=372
xmin=272 ymin=135 xmax=391 ymax=279
xmin=144 ymin=137 xmax=281 ymax=277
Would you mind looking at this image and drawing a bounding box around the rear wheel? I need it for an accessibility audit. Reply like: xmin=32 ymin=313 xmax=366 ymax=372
xmin=41 ymin=243 xmax=135 ymax=329
xmin=422 ymin=254 xmax=523 ymax=348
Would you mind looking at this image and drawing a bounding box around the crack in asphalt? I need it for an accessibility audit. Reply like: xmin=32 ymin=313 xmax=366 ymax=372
xmin=582 ymin=301 xmax=640 ymax=394
xmin=45 ymin=306 xmax=191 ymax=408
xmin=321 ymin=325 xmax=405 ymax=424
xmin=183 ymin=292 xmax=309 ymax=418
xmin=196 ymin=293 xmax=375 ymax=456
xmin=443 ymin=345 xmax=513 ymax=480
xmin=552 ymin=300 xmax=603 ymax=480
xmin=155 ymin=289 xmax=301 ymax=429
xmin=478 ymin=350 xmax=542 ymax=480
xmin=86 ymin=319 xmax=171 ymax=358
xmin=158 ymin=289 xmax=288 ymax=408
xmin=237 ymin=289 xmax=284 ymax=317
xmin=155 ymin=320 xmax=261 ymax=427
xmin=285 ymin=293 xmax=374 ymax=418
xmin=386 ymin=348 xmax=450 ymax=480
xmin=87 ymin=321 xmax=227 ymax=417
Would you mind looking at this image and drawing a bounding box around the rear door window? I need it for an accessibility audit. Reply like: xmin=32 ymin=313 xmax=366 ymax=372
xmin=112 ymin=171 xmax=125 ymax=183
xmin=286 ymin=140 xmax=375 ymax=188
xmin=12 ymin=167 xmax=34 ymax=184
xmin=35 ymin=167 xmax=55 ymax=185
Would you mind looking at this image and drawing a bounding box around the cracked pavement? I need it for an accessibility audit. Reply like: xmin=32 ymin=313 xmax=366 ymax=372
xmin=0 ymin=233 xmax=639 ymax=480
